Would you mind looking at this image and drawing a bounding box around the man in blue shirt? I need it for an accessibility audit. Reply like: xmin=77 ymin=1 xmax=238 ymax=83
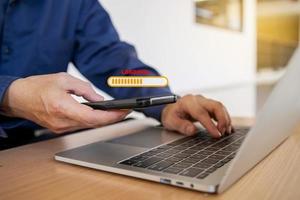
xmin=0 ymin=0 xmax=232 ymax=149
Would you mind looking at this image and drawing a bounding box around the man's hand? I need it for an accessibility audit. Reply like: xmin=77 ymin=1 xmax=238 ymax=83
xmin=1 ymin=73 xmax=129 ymax=133
xmin=161 ymin=95 xmax=233 ymax=138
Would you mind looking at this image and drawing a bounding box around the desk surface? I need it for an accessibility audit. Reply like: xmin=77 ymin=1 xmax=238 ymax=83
xmin=1 ymin=118 xmax=300 ymax=200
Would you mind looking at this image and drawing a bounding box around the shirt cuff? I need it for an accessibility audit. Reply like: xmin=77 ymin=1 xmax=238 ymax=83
xmin=141 ymin=104 xmax=167 ymax=122
xmin=0 ymin=76 xmax=19 ymax=106
xmin=0 ymin=76 xmax=19 ymax=138
xmin=0 ymin=127 xmax=8 ymax=138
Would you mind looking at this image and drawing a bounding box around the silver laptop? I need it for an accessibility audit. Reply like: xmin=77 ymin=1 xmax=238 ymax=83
xmin=55 ymin=49 xmax=300 ymax=193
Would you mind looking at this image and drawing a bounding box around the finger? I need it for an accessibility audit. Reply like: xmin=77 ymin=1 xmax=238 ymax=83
xmin=180 ymin=98 xmax=222 ymax=138
xmin=184 ymin=105 xmax=222 ymax=138
xmin=64 ymin=75 xmax=104 ymax=102
xmin=203 ymin=100 xmax=230 ymax=135
xmin=211 ymin=105 xmax=232 ymax=134
xmin=62 ymin=97 xmax=129 ymax=126
xmin=165 ymin=115 xmax=197 ymax=136
xmin=91 ymin=109 xmax=130 ymax=126
xmin=223 ymin=107 xmax=233 ymax=134
xmin=195 ymin=111 xmax=222 ymax=138
xmin=213 ymin=106 xmax=230 ymax=135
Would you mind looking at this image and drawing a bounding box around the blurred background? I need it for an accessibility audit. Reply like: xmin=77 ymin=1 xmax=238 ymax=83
xmin=69 ymin=0 xmax=300 ymax=118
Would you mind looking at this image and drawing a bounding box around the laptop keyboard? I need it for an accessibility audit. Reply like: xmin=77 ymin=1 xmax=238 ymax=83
xmin=119 ymin=127 xmax=249 ymax=179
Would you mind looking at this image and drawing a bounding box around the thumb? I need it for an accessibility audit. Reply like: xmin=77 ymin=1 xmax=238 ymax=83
xmin=65 ymin=76 xmax=104 ymax=102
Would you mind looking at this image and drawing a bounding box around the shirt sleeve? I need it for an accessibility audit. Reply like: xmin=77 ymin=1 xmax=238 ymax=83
xmin=0 ymin=127 xmax=7 ymax=138
xmin=72 ymin=0 xmax=173 ymax=121
xmin=0 ymin=76 xmax=19 ymax=105
xmin=0 ymin=76 xmax=20 ymax=138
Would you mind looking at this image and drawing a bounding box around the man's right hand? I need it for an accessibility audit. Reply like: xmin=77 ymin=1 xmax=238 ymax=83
xmin=1 ymin=73 xmax=129 ymax=133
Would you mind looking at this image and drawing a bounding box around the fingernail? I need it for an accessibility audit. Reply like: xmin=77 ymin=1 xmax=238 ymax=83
xmin=95 ymin=96 xmax=104 ymax=101
xmin=218 ymin=131 xmax=222 ymax=137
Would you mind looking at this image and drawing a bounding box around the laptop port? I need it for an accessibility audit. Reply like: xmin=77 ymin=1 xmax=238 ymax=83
xmin=176 ymin=181 xmax=184 ymax=186
xmin=160 ymin=178 xmax=171 ymax=184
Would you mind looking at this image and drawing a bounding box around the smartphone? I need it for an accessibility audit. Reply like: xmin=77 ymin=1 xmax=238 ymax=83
xmin=82 ymin=95 xmax=178 ymax=110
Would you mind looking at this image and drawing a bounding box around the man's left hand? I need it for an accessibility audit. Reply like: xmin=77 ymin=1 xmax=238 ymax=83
xmin=161 ymin=95 xmax=233 ymax=138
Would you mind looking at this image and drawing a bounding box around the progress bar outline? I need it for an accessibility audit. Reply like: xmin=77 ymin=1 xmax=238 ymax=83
xmin=107 ymin=76 xmax=169 ymax=88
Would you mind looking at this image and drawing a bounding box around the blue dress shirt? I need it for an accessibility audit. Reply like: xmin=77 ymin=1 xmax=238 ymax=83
xmin=0 ymin=0 xmax=172 ymax=137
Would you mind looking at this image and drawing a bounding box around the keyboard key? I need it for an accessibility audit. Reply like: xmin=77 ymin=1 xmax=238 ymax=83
xmin=120 ymin=159 xmax=137 ymax=165
xmin=156 ymin=145 xmax=170 ymax=150
xmin=190 ymin=145 xmax=206 ymax=150
xmin=147 ymin=149 xmax=163 ymax=154
xmin=194 ymin=162 xmax=213 ymax=169
xmin=165 ymin=156 xmax=182 ymax=162
xmin=206 ymin=166 xmax=217 ymax=173
xmin=174 ymin=162 xmax=193 ymax=169
xmin=191 ymin=137 xmax=203 ymax=142
xmin=227 ymin=153 xmax=236 ymax=159
xmin=211 ymin=139 xmax=233 ymax=148
xmin=156 ymin=145 xmax=173 ymax=151
xmin=181 ymin=143 xmax=193 ymax=147
xmin=215 ymin=150 xmax=232 ymax=156
xmin=156 ymin=152 xmax=174 ymax=158
xmin=173 ymin=153 xmax=190 ymax=158
xmin=220 ymin=157 xmax=233 ymax=164
xmin=211 ymin=143 xmax=229 ymax=148
xmin=164 ymin=149 xmax=181 ymax=154
xmin=231 ymin=143 xmax=241 ymax=148
xmin=220 ymin=136 xmax=234 ymax=141
xmin=141 ymin=151 xmax=158 ymax=157
xmin=130 ymin=155 xmax=149 ymax=162
xmin=208 ymin=154 xmax=226 ymax=160
xmin=196 ymin=134 xmax=210 ymax=139
xmin=196 ymin=151 xmax=214 ymax=156
xmin=189 ymin=155 xmax=207 ymax=160
xmin=173 ymin=162 xmax=193 ymax=168
xmin=148 ymin=161 xmax=174 ymax=171
xmin=133 ymin=157 xmax=164 ymax=168
xmin=205 ymin=147 xmax=220 ymax=151
xmin=173 ymin=146 xmax=188 ymax=150
xmin=185 ymin=140 xmax=200 ymax=146
xmin=183 ymin=158 xmax=201 ymax=164
xmin=164 ymin=167 xmax=184 ymax=174
xmin=201 ymin=158 xmax=219 ymax=165
xmin=201 ymin=140 xmax=216 ymax=146
xmin=180 ymin=168 xmax=204 ymax=177
xmin=197 ymin=172 xmax=210 ymax=179
xmin=222 ymin=146 xmax=237 ymax=151
xmin=215 ymin=162 xmax=225 ymax=168
xmin=181 ymin=149 xmax=198 ymax=155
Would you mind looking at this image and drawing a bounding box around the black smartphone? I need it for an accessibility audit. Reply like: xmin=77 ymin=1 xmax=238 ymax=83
xmin=82 ymin=95 xmax=178 ymax=110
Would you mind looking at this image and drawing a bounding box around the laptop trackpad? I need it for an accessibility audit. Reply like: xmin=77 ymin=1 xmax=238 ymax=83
xmin=107 ymin=127 xmax=183 ymax=149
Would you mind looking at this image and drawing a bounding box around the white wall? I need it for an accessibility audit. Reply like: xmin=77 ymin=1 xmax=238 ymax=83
xmin=99 ymin=0 xmax=256 ymax=93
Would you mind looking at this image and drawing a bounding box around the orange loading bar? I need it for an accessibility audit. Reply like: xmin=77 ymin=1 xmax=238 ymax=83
xmin=107 ymin=76 xmax=168 ymax=88
xmin=111 ymin=78 xmax=143 ymax=85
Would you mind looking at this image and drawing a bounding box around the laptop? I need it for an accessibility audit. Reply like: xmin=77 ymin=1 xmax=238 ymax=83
xmin=55 ymin=49 xmax=300 ymax=193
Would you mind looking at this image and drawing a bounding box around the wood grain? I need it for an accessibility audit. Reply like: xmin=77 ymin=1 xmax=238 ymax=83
xmin=1 ymin=118 xmax=300 ymax=200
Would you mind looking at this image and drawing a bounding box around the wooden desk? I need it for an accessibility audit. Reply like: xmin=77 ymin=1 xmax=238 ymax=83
xmin=1 ymin=118 xmax=300 ymax=200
